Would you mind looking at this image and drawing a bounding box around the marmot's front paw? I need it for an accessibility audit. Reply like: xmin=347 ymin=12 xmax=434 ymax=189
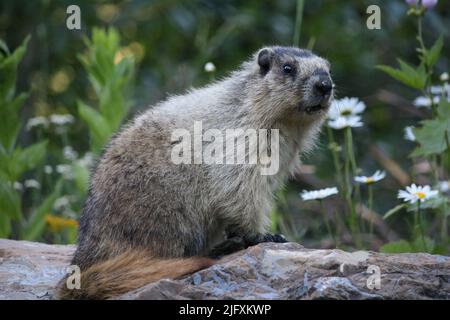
xmin=208 ymin=236 xmax=247 ymax=258
xmin=266 ymin=233 xmax=288 ymax=243
xmin=244 ymin=233 xmax=287 ymax=246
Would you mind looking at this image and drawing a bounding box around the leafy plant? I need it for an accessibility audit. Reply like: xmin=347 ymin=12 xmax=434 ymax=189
xmin=77 ymin=28 xmax=135 ymax=153
xmin=376 ymin=1 xmax=449 ymax=253
xmin=0 ymin=36 xmax=62 ymax=238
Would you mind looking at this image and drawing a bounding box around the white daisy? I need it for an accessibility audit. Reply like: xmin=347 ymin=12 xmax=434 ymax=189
xmin=44 ymin=165 xmax=53 ymax=174
xmin=300 ymin=187 xmax=339 ymax=201
xmin=328 ymin=115 xmax=363 ymax=130
xmin=24 ymin=179 xmax=41 ymax=189
xmin=430 ymin=85 xmax=444 ymax=95
xmin=438 ymin=181 xmax=449 ymax=193
xmin=78 ymin=152 xmax=95 ymax=168
xmin=50 ymin=114 xmax=75 ymax=126
xmin=354 ymin=170 xmax=386 ymax=185
xmin=397 ymin=184 xmax=438 ymax=204
xmin=56 ymin=164 xmax=74 ymax=180
xmin=63 ymin=146 xmax=78 ymax=161
xmin=204 ymin=62 xmax=216 ymax=73
xmin=26 ymin=116 xmax=49 ymax=131
xmin=413 ymin=96 xmax=440 ymax=108
xmin=13 ymin=182 xmax=23 ymax=191
xmin=328 ymin=97 xmax=366 ymax=120
xmin=54 ymin=196 xmax=70 ymax=211
xmin=404 ymin=126 xmax=416 ymax=142
xmin=440 ymin=72 xmax=449 ymax=82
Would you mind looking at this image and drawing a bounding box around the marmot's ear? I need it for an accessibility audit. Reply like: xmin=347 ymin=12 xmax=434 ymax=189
xmin=257 ymin=48 xmax=273 ymax=75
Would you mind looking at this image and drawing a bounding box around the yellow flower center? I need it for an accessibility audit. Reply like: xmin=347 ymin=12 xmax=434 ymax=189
xmin=415 ymin=192 xmax=426 ymax=199
xmin=341 ymin=109 xmax=352 ymax=116
xmin=366 ymin=177 xmax=375 ymax=184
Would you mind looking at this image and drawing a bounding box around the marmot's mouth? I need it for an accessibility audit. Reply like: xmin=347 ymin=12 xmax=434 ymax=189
xmin=304 ymin=104 xmax=324 ymax=115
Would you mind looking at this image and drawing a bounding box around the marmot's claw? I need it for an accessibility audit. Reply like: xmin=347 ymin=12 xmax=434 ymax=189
xmin=262 ymin=233 xmax=287 ymax=243
xmin=243 ymin=233 xmax=288 ymax=246
xmin=271 ymin=234 xmax=288 ymax=243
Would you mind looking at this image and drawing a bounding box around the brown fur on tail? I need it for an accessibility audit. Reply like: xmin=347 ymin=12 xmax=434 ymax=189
xmin=56 ymin=250 xmax=215 ymax=300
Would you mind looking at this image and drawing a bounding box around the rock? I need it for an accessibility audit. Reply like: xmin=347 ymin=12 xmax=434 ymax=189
xmin=0 ymin=239 xmax=449 ymax=300
xmin=0 ymin=239 xmax=75 ymax=299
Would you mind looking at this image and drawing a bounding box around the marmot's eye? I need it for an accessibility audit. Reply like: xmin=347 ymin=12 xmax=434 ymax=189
xmin=283 ymin=64 xmax=293 ymax=74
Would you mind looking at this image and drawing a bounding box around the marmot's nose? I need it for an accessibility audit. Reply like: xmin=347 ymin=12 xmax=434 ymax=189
xmin=314 ymin=77 xmax=333 ymax=96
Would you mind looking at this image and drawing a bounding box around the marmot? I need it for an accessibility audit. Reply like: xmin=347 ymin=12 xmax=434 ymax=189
xmin=57 ymin=46 xmax=333 ymax=299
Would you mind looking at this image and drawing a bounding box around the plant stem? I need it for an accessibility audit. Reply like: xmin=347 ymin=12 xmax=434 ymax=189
xmin=293 ymin=0 xmax=304 ymax=47
xmin=345 ymin=127 xmax=358 ymax=175
xmin=327 ymin=126 xmax=344 ymax=191
xmin=319 ymin=200 xmax=335 ymax=247
xmin=442 ymin=202 xmax=449 ymax=245
xmin=417 ymin=201 xmax=428 ymax=252
xmin=343 ymin=127 xmax=361 ymax=247
xmin=368 ymin=184 xmax=374 ymax=238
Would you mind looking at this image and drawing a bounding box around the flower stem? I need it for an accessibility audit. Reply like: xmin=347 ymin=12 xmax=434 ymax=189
xmin=293 ymin=0 xmax=304 ymax=47
xmin=345 ymin=127 xmax=358 ymax=175
xmin=327 ymin=126 xmax=344 ymax=191
xmin=319 ymin=200 xmax=335 ymax=247
xmin=343 ymin=127 xmax=361 ymax=247
xmin=368 ymin=184 xmax=374 ymax=239
xmin=417 ymin=201 xmax=428 ymax=252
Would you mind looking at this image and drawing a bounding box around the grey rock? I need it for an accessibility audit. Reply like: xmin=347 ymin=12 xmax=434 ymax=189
xmin=0 ymin=239 xmax=75 ymax=299
xmin=0 ymin=239 xmax=449 ymax=300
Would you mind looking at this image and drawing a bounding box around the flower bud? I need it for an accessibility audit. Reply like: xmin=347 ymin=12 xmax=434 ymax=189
xmin=204 ymin=62 xmax=216 ymax=73
xmin=422 ymin=0 xmax=438 ymax=10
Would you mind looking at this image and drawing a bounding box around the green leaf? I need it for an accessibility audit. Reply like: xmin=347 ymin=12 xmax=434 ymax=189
xmin=0 ymin=35 xmax=30 ymax=101
xmin=423 ymin=35 xmax=443 ymax=68
xmin=78 ymin=100 xmax=112 ymax=152
xmin=24 ymin=178 xmax=64 ymax=241
xmin=0 ymin=140 xmax=48 ymax=182
xmin=73 ymin=161 xmax=90 ymax=195
xmin=376 ymin=60 xmax=426 ymax=90
xmin=437 ymin=96 xmax=450 ymax=118
xmin=0 ymin=92 xmax=28 ymax=153
xmin=380 ymin=240 xmax=412 ymax=253
xmin=0 ymin=213 xmax=11 ymax=238
xmin=0 ymin=180 xmax=22 ymax=220
xmin=411 ymin=236 xmax=435 ymax=253
xmin=16 ymin=140 xmax=48 ymax=171
xmin=383 ymin=204 xmax=406 ymax=220
xmin=411 ymin=119 xmax=449 ymax=156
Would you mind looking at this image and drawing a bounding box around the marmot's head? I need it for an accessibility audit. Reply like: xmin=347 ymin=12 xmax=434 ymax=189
xmin=249 ymin=46 xmax=333 ymax=125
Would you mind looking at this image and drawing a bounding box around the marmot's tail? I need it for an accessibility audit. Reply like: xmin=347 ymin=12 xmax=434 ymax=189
xmin=56 ymin=250 xmax=215 ymax=300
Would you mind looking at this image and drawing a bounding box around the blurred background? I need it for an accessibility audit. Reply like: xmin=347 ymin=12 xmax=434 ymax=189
xmin=0 ymin=0 xmax=449 ymax=252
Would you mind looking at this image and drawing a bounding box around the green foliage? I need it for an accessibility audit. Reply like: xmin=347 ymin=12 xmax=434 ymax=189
xmin=376 ymin=59 xmax=426 ymax=90
xmin=380 ymin=237 xmax=435 ymax=254
xmin=23 ymin=178 xmax=64 ymax=241
xmin=78 ymin=28 xmax=135 ymax=153
xmin=412 ymin=99 xmax=450 ymax=157
xmin=377 ymin=5 xmax=449 ymax=254
xmin=0 ymin=36 xmax=54 ymax=238
xmin=0 ymin=36 xmax=29 ymax=153
xmin=383 ymin=204 xmax=407 ymax=220
xmin=420 ymin=36 xmax=443 ymax=70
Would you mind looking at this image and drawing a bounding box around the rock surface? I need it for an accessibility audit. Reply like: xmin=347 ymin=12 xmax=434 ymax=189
xmin=0 ymin=239 xmax=449 ymax=299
